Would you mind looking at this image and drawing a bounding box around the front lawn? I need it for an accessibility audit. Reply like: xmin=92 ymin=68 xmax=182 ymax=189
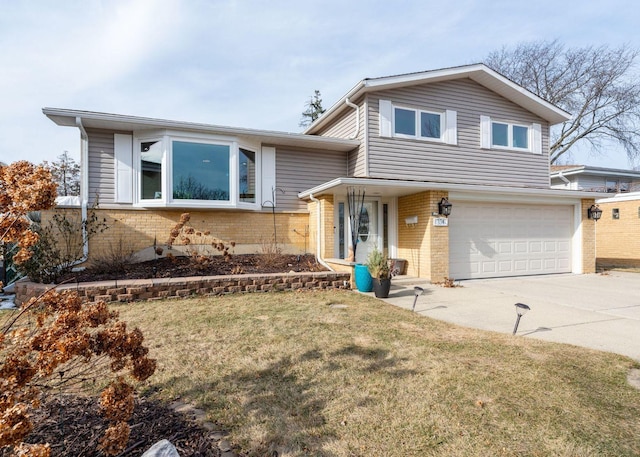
xmin=118 ymin=290 xmax=640 ymax=457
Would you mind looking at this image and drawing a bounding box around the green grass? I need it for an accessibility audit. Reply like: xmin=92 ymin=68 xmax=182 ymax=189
xmin=115 ymin=290 xmax=640 ymax=457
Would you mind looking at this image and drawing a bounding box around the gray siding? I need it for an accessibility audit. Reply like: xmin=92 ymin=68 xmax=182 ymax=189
xmin=367 ymin=79 xmax=552 ymax=187
xmin=87 ymin=128 xmax=119 ymax=204
xmin=275 ymin=147 xmax=347 ymax=211
xmin=570 ymin=175 xmax=640 ymax=192
xmin=315 ymin=98 xmax=366 ymax=177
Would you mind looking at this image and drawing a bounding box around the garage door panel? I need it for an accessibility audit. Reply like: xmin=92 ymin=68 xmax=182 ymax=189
xmin=449 ymin=202 xmax=573 ymax=279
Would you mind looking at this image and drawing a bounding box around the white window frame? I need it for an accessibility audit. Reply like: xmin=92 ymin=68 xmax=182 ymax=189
xmin=481 ymin=115 xmax=542 ymax=154
xmin=132 ymin=130 xmax=262 ymax=210
xmin=393 ymin=105 xmax=445 ymax=142
xmin=379 ymin=99 xmax=457 ymax=145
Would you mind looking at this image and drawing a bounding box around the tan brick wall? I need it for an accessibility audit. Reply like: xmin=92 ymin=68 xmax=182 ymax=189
xmin=41 ymin=208 xmax=311 ymax=264
xmin=581 ymin=199 xmax=597 ymax=273
xmin=307 ymin=195 xmax=334 ymax=259
xmin=397 ymin=191 xmax=449 ymax=282
xmin=596 ymin=199 xmax=640 ymax=268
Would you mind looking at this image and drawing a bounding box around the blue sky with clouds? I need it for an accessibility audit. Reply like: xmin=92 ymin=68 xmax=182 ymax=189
xmin=1 ymin=0 xmax=638 ymax=168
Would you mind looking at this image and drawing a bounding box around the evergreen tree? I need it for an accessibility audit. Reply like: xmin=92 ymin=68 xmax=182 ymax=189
xmin=300 ymin=90 xmax=326 ymax=127
xmin=42 ymin=150 xmax=81 ymax=196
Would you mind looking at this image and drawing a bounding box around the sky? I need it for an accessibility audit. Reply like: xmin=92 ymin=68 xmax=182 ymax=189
xmin=1 ymin=0 xmax=639 ymax=169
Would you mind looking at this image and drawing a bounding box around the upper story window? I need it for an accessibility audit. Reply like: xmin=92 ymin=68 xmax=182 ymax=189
xmin=481 ymin=115 xmax=542 ymax=154
xmin=379 ymin=99 xmax=457 ymax=145
xmin=393 ymin=107 xmax=442 ymax=140
xmin=491 ymin=122 xmax=529 ymax=150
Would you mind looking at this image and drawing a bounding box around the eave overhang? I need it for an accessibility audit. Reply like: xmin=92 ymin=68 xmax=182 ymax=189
xmin=43 ymin=107 xmax=360 ymax=152
xmin=299 ymin=177 xmax=607 ymax=200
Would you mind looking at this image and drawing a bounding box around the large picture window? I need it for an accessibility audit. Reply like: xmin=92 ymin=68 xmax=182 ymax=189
xmin=136 ymin=134 xmax=259 ymax=208
xmin=172 ymin=141 xmax=230 ymax=201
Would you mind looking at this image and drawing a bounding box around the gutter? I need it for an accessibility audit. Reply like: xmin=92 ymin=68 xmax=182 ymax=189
xmin=308 ymin=194 xmax=334 ymax=272
xmin=74 ymin=116 xmax=89 ymax=266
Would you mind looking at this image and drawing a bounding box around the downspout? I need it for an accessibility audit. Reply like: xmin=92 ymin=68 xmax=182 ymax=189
xmin=558 ymin=170 xmax=571 ymax=187
xmin=345 ymin=97 xmax=360 ymax=140
xmin=308 ymin=193 xmax=334 ymax=272
xmin=74 ymin=116 xmax=89 ymax=266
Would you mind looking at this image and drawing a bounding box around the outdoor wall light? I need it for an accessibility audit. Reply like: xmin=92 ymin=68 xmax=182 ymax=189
xmin=412 ymin=286 xmax=424 ymax=312
xmin=587 ymin=204 xmax=602 ymax=221
xmin=512 ymin=302 xmax=531 ymax=335
xmin=438 ymin=197 xmax=452 ymax=217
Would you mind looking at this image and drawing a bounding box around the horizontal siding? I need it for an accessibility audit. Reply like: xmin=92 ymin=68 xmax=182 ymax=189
xmin=315 ymin=98 xmax=366 ymax=177
xmin=275 ymin=147 xmax=347 ymax=211
xmin=87 ymin=128 xmax=117 ymax=204
xmin=320 ymin=108 xmax=357 ymax=139
xmin=367 ymin=79 xmax=552 ymax=187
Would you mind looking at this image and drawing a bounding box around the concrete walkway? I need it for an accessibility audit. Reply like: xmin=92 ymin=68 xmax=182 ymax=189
xmin=374 ymin=271 xmax=640 ymax=361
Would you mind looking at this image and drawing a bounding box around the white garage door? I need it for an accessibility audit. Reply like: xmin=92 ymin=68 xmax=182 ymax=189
xmin=449 ymin=202 xmax=573 ymax=280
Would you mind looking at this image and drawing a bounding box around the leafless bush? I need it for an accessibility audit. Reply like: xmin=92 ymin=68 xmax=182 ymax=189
xmin=89 ymin=237 xmax=137 ymax=275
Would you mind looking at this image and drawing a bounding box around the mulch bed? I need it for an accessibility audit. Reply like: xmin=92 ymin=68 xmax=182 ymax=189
xmin=2 ymin=395 xmax=223 ymax=457
xmin=60 ymin=253 xmax=326 ymax=284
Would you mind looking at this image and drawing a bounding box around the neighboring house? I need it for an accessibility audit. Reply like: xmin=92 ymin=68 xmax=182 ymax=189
xmin=594 ymin=192 xmax=640 ymax=268
xmin=551 ymin=165 xmax=640 ymax=268
xmin=44 ymin=64 xmax=605 ymax=282
xmin=550 ymin=165 xmax=640 ymax=193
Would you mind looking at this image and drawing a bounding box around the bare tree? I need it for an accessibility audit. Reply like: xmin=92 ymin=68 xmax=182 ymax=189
xmin=299 ymin=89 xmax=326 ymax=128
xmin=486 ymin=40 xmax=640 ymax=164
xmin=42 ymin=151 xmax=80 ymax=196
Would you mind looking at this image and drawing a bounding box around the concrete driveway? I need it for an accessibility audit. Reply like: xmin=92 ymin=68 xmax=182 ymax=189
xmin=379 ymin=271 xmax=640 ymax=361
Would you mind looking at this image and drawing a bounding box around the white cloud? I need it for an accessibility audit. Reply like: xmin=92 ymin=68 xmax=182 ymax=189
xmin=0 ymin=0 xmax=638 ymax=167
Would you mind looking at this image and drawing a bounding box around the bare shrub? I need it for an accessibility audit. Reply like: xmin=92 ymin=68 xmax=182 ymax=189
xmin=258 ymin=236 xmax=283 ymax=269
xmin=90 ymin=236 xmax=137 ymax=275
xmin=167 ymin=213 xmax=236 ymax=272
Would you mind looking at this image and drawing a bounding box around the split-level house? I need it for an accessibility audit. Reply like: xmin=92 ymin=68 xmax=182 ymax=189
xmin=44 ymin=64 xmax=605 ymax=282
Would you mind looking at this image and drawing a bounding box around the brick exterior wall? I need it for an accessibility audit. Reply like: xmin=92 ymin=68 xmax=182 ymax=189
xmin=41 ymin=208 xmax=311 ymax=264
xmin=15 ymin=271 xmax=351 ymax=306
xmin=307 ymin=196 xmax=335 ymax=259
xmin=581 ymin=199 xmax=597 ymax=273
xmin=397 ymin=190 xmax=449 ymax=282
xmin=596 ymin=199 xmax=640 ymax=268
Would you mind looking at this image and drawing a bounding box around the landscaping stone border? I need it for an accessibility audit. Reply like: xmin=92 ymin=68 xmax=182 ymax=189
xmin=15 ymin=271 xmax=352 ymax=305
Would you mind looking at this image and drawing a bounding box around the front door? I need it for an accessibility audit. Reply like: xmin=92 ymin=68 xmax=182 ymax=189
xmin=355 ymin=200 xmax=379 ymax=264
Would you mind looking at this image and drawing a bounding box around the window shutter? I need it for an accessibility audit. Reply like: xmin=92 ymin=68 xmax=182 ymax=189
xmin=532 ymin=123 xmax=542 ymax=154
xmin=261 ymin=146 xmax=276 ymax=206
xmin=114 ymin=134 xmax=133 ymax=203
xmin=480 ymin=115 xmax=491 ymax=149
xmin=444 ymin=110 xmax=457 ymax=145
xmin=379 ymin=99 xmax=392 ymax=137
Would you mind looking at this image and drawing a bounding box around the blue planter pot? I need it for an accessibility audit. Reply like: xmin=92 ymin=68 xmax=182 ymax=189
xmin=354 ymin=264 xmax=373 ymax=292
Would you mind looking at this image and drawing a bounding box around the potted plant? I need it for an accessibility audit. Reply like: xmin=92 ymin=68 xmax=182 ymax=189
xmin=366 ymin=248 xmax=392 ymax=298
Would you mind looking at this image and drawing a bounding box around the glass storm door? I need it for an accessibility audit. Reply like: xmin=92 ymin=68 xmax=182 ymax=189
xmin=355 ymin=200 xmax=379 ymax=264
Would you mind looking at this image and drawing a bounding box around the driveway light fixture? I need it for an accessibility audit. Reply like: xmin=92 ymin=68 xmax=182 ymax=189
xmin=588 ymin=204 xmax=602 ymax=221
xmin=438 ymin=197 xmax=452 ymax=216
xmin=412 ymin=286 xmax=424 ymax=312
xmin=513 ymin=303 xmax=530 ymax=335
